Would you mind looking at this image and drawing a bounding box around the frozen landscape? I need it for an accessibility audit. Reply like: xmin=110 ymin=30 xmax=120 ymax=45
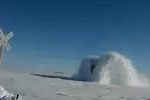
xmin=0 ymin=52 xmax=150 ymax=100
xmin=1 ymin=0 xmax=150 ymax=100
xmin=0 ymin=70 xmax=150 ymax=100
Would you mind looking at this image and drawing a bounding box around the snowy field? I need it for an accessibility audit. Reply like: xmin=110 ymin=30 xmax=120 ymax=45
xmin=0 ymin=70 xmax=150 ymax=100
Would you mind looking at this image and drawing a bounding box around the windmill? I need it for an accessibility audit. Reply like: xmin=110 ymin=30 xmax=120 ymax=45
xmin=0 ymin=28 xmax=14 ymax=64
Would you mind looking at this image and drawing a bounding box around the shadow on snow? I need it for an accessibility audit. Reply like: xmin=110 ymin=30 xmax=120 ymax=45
xmin=31 ymin=73 xmax=73 ymax=81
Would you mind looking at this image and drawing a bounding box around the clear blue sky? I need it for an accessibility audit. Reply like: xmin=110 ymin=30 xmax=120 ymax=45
xmin=0 ymin=0 xmax=150 ymax=73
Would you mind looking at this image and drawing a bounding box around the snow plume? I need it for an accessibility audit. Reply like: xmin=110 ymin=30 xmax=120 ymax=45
xmin=74 ymin=52 xmax=150 ymax=87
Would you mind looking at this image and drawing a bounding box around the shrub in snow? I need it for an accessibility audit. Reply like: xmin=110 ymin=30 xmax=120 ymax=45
xmin=0 ymin=85 xmax=22 ymax=100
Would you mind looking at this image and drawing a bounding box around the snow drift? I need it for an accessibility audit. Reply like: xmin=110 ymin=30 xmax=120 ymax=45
xmin=75 ymin=52 xmax=149 ymax=87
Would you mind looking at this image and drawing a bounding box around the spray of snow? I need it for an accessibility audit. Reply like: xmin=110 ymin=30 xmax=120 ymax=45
xmin=74 ymin=52 xmax=150 ymax=87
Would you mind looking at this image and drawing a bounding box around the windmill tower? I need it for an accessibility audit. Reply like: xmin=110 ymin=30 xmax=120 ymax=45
xmin=0 ymin=28 xmax=14 ymax=64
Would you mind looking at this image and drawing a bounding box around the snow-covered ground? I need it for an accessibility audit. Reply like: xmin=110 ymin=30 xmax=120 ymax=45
xmin=0 ymin=70 xmax=150 ymax=100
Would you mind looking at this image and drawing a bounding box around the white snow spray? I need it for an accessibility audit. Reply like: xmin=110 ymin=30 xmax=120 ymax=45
xmin=74 ymin=52 xmax=150 ymax=87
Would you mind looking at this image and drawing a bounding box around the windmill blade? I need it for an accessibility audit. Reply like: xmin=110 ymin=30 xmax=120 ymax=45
xmin=0 ymin=45 xmax=4 ymax=64
xmin=0 ymin=40 xmax=3 ymax=46
xmin=0 ymin=28 xmax=14 ymax=64
xmin=4 ymin=41 xmax=11 ymax=51
xmin=6 ymin=32 xmax=14 ymax=40
xmin=0 ymin=27 xmax=3 ymax=33
xmin=0 ymin=28 xmax=4 ymax=38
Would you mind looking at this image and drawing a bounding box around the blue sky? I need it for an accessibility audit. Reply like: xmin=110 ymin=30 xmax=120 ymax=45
xmin=0 ymin=0 xmax=150 ymax=73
